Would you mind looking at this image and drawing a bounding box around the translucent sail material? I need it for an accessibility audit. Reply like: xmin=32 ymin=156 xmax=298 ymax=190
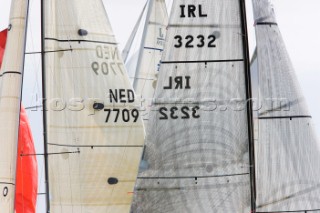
xmin=253 ymin=0 xmax=320 ymax=212
xmin=44 ymin=0 xmax=145 ymax=212
xmin=0 ymin=0 xmax=29 ymax=212
xmin=124 ymin=3 xmax=149 ymax=85
xmin=130 ymin=0 xmax=168 ymax=126
xmin=131 ymin=0 xmax=252 ymax=212
xmin=15 ymin=106 xmax=38 ymax=213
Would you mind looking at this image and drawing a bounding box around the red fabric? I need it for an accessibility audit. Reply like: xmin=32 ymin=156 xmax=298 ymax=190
xmin=1 ymin=28 xmax=38 ymax=213
xmin=0 ymin=29 xmax=7 ymax=68
xmin=15 ymin=106 xmax=38 ymax=213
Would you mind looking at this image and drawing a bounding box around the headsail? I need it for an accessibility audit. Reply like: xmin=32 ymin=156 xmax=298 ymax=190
xmin=44 ymin=0 xmax=145 ymax=212
xmin=132 ymin=0 xmax=253 ymax=212
xmin=0 ymin=0 xmax=29 ymax=211
xmin=129 ymin=0 xmax=168 ymax=126
xmin=253 ymin=0 xmax=320 ymax=212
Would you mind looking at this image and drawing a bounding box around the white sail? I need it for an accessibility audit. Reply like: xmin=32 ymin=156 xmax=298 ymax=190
xmin=131 ymin=0 xmax=253 ymax=212
xmin=253 ymin=0 xmax=320 ymax=212
xmin=129 ymin=0 xmax=168 ymax=126
xmin=122 ymin=1 xmax=148 ymax=64
xmin=44 ymin=0 xmax=145 ymax=212
xmin=0 ymin=0 xmax=29 ymax=212
xmin=123 ymin=3 xmax=149 ymax=85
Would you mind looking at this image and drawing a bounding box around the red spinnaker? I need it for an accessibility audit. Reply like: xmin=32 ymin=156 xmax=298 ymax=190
xmin=0 ymin=29 xmax=7 ymax=68
xmin=1 ymin=28 xmax=38 ymax=213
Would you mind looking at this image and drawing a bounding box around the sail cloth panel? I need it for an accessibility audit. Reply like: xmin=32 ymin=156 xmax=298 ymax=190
xmin=44 ymin=0 xmax=145 ymax=212
xmin=131 ymin=0 xmax=168 ymax=126
xmin=253 ymin=0 xmax=320 ymax=212
xmin=132 ymin=0 xmax=251 ymax=212
xmin=0 ymin=0 xmax=29 ymax=212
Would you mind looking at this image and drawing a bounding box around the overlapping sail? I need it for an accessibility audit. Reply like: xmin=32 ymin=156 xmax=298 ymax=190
xmin=131 ymin=0 xmax=253 ymax=212
xmin=253 ymin=0 xmax=320 ymax=212
xmin=44 ymin=0 xmax=145 ymax=212
xmin=124 ymin=0 xmax=168 ymax=126
xmin=0 ymin=0 xmax=29 ymax=212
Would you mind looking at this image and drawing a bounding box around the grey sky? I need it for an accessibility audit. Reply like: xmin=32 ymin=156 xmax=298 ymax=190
xmin=1 ymin=0 xmax=320 ymax=211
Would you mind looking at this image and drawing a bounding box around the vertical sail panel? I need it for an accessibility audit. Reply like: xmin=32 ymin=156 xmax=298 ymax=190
xmin=124 ymin=3 xmax=149 ymax=85
xmin=0 ymin=0 xmax=29 ymax=212
xmin=45 ymin=0 xmax=145 ymax=212
xmin=132 ymin=0 xmax=168 ymax=126
xmin=253 ymin=0 xmax=320 ymax=212
xmin=132 ymin=0 xmax=251 ymax=212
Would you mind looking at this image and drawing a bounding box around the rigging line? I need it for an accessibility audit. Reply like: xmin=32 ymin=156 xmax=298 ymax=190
xmin=25 ymin=105 xmax=42 ymax=110
xmin=44 ymin=37 xmax=117 ymax=45
xmin=138 ymin=173 xmax=250 ymax=179
xmin=47 ymin=143 xmax=144 ymax=148
xmin=255 ymin=22 xmax=278 ymax=26
xmin=144 ymin=47 xmax=164 ymax=51
xmin=20 ymin=150 xmax=80 ymax=156
xmin=37 ymin=193 xmax=46 ymax=195
xmin=259 ymin=115 xmax=312 ymax=120
xmin=0 ymin=182 xmax=15 ymax=185
xmin=161 ymin=59 xmax=244 ymax=64
xmin=168 ymin=24 xmax=241 ymax=28
xmin=25 ymin=49 xmax=73 ymax=55
xmin=256 ymin=208 xmax=320 ymax=213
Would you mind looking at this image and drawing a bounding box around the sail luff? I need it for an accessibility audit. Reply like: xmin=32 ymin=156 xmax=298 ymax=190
xmin=239 ymin=0 xmax=257 ymax=211
xmin=122 ymin=1 xmax=148 ymax=63
xmin=0 ymin=0 xmax=29 ymax=212
xmin=40 ymin=0 xmax=51 ymax=211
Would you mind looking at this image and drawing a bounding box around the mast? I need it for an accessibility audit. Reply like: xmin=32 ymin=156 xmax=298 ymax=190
xmin=239 ymin=0 xmax=256 ymax=211
xmin=40 ymin=0 xmax=50 ymax=211
xmin=0 ymin=0 xmax=30 ymax=211
xmin=133 ymin=0 xmax=154 ymax=90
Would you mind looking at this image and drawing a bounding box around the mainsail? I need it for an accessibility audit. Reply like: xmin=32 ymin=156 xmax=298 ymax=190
xmin=123 ymin=0 xmax=168 ymax=126
xmin=132 ymin=0 xmax=254 ymax=212
xmin=43 ymin=0 xmax=145 ymax=212
xmin=0 ymin=0 xmax=29 ymax=212
xmin=253 ymin=0 xmax=320 ymax=212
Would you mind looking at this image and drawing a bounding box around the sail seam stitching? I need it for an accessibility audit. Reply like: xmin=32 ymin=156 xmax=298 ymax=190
xmin=259 ymin=115 xmax=312 ymax=119
xmin=138 ymin=173 xmax=249 ymax=179
xmin=45 ymin=37 xmax=117 ymax=45
xmin=161 ymin=59 xmax=244 ymax=64
xmin=0 ymin=71 xmax=21 ymax=77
